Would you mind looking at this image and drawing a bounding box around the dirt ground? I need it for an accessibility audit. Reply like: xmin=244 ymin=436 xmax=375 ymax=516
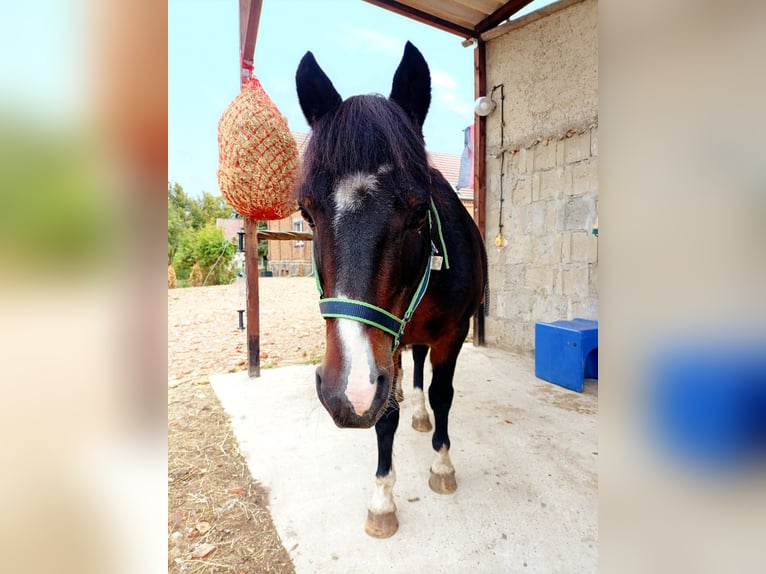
xmin=168 ymin=277 xmax=324 ymax=574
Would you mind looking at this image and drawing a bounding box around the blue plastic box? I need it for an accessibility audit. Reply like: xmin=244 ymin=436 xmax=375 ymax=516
xmin=649 ymin=343 xmax=766 ymax=470
xmin=535 ymin=318 xmax=598 ymax=392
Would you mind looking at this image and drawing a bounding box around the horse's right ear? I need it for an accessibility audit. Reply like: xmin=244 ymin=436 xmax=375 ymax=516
xmin=296 ymin=51 xmax=342 ymax=128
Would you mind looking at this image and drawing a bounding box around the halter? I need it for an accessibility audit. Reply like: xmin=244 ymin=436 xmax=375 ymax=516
xmin=312 ymin=198 xmax=449 ymax=354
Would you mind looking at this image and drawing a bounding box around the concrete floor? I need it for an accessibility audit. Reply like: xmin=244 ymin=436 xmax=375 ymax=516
xmin=210 ymin=344 xmax=597 ymax=573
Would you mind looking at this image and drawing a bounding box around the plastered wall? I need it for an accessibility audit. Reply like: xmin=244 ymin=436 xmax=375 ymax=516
xmin=482 ymin=0 xmax=598 ymax=352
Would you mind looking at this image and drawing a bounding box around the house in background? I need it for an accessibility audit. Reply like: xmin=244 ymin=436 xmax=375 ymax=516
xmin=266 ymin=132 xmax=475 ymax=277
xmin=216 ymin=215 xmax=245 ymax=271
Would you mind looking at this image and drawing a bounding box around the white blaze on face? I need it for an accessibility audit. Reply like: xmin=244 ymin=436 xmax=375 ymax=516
xmin=337 ymin=317 xmax=377 ymax=415
xmin=332 ymin=165 xmax=391 ymax=227
xmin=333 ymin=171 xmax=377 ymax=225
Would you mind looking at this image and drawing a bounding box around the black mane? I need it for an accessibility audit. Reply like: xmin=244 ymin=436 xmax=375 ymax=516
xmin=298 ymin=94 xmax=431 ymax=203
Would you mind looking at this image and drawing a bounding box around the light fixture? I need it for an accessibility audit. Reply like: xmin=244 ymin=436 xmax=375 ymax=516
xmin=461 ymin=37 xmax=476 ymax=48
xmin=474 ymin=96 xmax=496 ymax=117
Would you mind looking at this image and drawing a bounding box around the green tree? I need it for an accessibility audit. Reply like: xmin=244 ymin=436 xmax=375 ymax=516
xmin=189 ymin=191 xmax=235 ymax=230
xmin=168 ymin=182 xmax=192 ymax=224
xmin=173 ymin=223 xmax=236 ymax=286
xmin=168 ymin=182 xmax=192 ymax=266
xmin=168 ymin=181 xmax=237 ymax=271
xmin=167 ymin=197 xmax=185 ymax=265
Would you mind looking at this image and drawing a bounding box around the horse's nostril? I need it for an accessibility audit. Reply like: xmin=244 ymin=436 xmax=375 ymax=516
xmin=377 ymin=374 xmax=386 ymax=386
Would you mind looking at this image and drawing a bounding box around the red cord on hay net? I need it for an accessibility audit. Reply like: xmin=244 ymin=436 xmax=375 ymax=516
xmin=217 ymin=78 xmax=299 ymax=220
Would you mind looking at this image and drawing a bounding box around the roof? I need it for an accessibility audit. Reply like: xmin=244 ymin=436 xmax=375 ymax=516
xmin=291 ymin=132 xmax=466 ymax=188
xmin=362 ymin=0 xmax=536 ymax=38
xmin=429 ymin=151 xmax=461 ymax=187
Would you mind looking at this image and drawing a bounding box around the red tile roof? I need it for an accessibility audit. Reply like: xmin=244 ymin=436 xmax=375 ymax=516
xmin=428 ymin=151 xmax=460 ymax=187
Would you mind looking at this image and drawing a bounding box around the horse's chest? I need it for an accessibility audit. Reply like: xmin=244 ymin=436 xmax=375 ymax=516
xmin=401 ymin=299 xmax=457 ymax=346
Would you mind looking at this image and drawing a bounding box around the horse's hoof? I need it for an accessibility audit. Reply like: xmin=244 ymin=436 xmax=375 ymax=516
xmin=364 ymin=510 xmax=398 ymax=538
xmin=411 ymin=414 xmax=432 ymax=432
xmin=429 ymin=470 xmax=457 ymax=494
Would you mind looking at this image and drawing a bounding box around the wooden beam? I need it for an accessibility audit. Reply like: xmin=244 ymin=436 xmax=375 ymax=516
xmin=256 ymin=230 xmax=313 ymax=242
xmin=244 ymin=218 xmax=260 ymax=377
xmin=473 ymin=39 xmax=487 ymax=347
xmin=474 ymin=40 xmax=487 ymax=243
xmin=481 ymin=0 xmax=585 ymax=41
xmin=239 ymin=0 xmax=263 ymax=73
xmin=240 ymin=0 xmax=264 ymax=377
xmin=475 ymin=0 xmax=534 ymax=34
xmin=363 ymin=0 xmax=479 ymax=38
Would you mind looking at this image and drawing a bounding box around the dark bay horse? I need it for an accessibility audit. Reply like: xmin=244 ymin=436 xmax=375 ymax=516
xmin=295 ymin=41 xmax=487 ymax=538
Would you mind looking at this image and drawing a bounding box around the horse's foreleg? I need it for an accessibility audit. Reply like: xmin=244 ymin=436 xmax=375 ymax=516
xmin=426 ymin=339 xmax=463 ymax=494
xmin=365 ymin=403 xmax=400 ymax=538
xmin=411 ymin=344 xmax=432 ymax=431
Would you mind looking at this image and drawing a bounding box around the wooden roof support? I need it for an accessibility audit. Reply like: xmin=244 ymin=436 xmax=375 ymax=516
xmin=472 ymin=39 xmax=487 ymax=347
xmin=239 ymin=0 xmax=264 ymax=377
xmin=475 ymin=0 xmax=535 ymax=34
xmin=362 ymin=0 xmax=478 ymax=38
xmin=239 ymin=0 xmax=263 ymax=81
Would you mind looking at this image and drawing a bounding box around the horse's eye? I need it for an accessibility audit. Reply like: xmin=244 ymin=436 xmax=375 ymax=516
xmin=406 ymin=204 xmax=429 ymax=230
xmin=299 ymin=206 xmax=315 ymax=229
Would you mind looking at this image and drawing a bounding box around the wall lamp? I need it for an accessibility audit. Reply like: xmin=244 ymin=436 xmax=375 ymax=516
xmin=474 ymin=96 xmax=496 ymax=116
xmin=474 ymin=83 xmax=504 ymax=117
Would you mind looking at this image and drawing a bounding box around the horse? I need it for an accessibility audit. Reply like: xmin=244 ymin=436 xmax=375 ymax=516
xmin=294 ymin=41 xmax=487 ymax=538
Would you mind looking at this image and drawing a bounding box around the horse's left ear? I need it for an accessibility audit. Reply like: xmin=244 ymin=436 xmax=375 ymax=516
xmin=389 ymin=41 xmax=431 ymax=130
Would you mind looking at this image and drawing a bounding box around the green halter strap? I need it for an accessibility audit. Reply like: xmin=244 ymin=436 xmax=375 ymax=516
xmin=313 ymin=198 xmax=448 ymax=353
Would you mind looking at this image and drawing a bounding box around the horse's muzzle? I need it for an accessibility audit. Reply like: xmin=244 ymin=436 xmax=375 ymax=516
xmin=315 ymin=366 xmax=391 ymax=428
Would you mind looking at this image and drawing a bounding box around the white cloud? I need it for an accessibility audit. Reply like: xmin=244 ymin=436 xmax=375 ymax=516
xmin=336 ymin=27 xmax=404 ymax=57
xmin=432 ymin=70 xmax=457 ymax=90
xmin=446 ymin=101 xmax=472 ymax=116
xmin=431 ymin=67 xmax=471 ymax=120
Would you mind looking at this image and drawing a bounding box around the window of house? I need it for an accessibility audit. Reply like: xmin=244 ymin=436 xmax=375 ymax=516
xmin=293 ymin=219 xmax=304 ymax=247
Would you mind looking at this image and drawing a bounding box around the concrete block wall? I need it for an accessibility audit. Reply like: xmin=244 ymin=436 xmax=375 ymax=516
xmin=482 ymin=0 xmax=598 ymax=352
xmin=485 ymin=128 xmax=598 ymax=351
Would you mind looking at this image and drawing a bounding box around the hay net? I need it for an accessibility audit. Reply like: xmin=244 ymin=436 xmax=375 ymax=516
xmin=217 ymin=78 xmax=299 ymax=220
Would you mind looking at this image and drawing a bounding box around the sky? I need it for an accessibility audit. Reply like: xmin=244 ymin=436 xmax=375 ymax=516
xmin=168 ymin=0 xmax=551 ymax=198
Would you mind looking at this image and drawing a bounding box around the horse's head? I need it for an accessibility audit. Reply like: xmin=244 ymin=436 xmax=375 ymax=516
xmin=295 ymin=42 xmax=434 ymax=429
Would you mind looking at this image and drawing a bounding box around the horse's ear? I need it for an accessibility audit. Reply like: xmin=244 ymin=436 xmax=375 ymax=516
xmin=296 ymin=51 xmax=342 ymax=128
xmin=389 ymin=41 xmax=431 ymax=129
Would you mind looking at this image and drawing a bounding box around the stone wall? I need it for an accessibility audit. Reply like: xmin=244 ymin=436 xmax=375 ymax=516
xmin=482 ymin=0 xmax=598 ymax=352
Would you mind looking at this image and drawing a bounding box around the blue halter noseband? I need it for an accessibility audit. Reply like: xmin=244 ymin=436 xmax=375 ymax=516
xmin=313 ymin=198 xmax=449 ymax=354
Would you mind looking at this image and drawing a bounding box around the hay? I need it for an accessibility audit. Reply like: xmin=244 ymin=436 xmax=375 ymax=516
xmin=217 ymin=78 xmax=299 ymax=221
